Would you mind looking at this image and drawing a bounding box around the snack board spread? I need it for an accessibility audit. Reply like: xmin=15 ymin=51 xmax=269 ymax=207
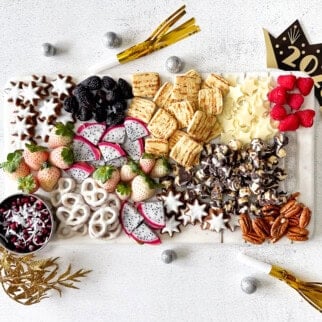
xmin=0 ymin=70 xmax=315 ymax=247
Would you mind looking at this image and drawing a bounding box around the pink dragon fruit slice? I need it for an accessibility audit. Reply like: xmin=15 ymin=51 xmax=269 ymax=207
xmin=77 ymin=122 xmax=106 ymax=145
xmin=124 ymin=117 xmax=149 ymax=141
xmin=106 ymin=156 xmax=127 ymax=168
xmin=101 ymin=125 xmax=126 ymax=144
xmin=120 ymin=201 xmax=144 ymax=235
xmin=98 ymin=142 xmax=126 ymax=162
xmin=131 ymin=223 xmax=161 ymax=245
xmin=73 ymin=135 xmax=101 ymax=161
xmin=122 ymin=137 xmax=144 ymax=160
xmin=64 ymin=162 xmax=95 ymax=183
xmin=137 ymin=201 xmax=165 ymax=229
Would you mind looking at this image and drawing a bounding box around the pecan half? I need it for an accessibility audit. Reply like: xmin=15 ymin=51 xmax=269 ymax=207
xmin=262 ymin=204 xmax=280 ymax=212
xmin=270 ymin=215 xmax=289 ymax=242
xmin=287 ymin=192 xmax=300 ymax=201
xmin=287 ymin=226 xmax=309 ymax=236
xmin=299 ymin=207 xmax=311 ymax=228
xmin=288 ymin=217 xmax=300 ymax=227
xmin=283 ymin=203 xmax=302 ymax=218
xmin=262 ymin=209 xmax=280 ymax=218
xmin=263 ymin=215 xmax=275 ymax=226
xmin=252 ymin=218 xmax=270 ymax=238
xmin=262 ymin=204 xmax=280 ymax=217
xmin=239 ymin=213 xmax=252 ymax=234
xmin=280 ymin=200 xmax=296 ymax=214
xmin=242 ymin=233 xmax=265 ymax=245
xmin=287 ymin=233 xmax=308 ymax=242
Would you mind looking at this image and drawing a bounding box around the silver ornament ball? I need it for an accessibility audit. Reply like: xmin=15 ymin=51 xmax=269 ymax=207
xmin=161 ymin=249 xmax=176 ymax=264
xmin=42 ymin=43 xmax=56 ymax=57
xmin=103 ymin=32 xmax=122 ymax=49
xmin=240 ymin=277 xmax=258 ymax=294
xmin=165 ymin=56 xmax=183 ymax=73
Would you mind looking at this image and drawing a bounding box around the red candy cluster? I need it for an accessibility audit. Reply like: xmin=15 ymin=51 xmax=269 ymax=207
xmin=268 ymin=75 xmax=315 ymax=132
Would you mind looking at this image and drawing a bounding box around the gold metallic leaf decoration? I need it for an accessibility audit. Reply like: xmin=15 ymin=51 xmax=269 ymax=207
xmin=0 ymin=246 xmax=91 ymax=305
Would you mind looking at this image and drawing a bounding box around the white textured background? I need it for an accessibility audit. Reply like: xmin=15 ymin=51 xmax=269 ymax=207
xmin=0 ymin=1 xmax=322 ymax=321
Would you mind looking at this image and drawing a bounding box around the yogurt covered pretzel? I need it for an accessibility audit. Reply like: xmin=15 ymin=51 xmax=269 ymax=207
xmin=56 ymin=193 xmax=91 ymax=226
xmin=80 ymin=178 xmax=109 ymax=208
xmin=56 ymin=204 xmax=91 ymax=227
xmin=88 ymin=207 xmax=121 ymax=240
xmin=61 ymin=192 xmax=85 ymax=209
xmin=104 ymin=193 xmax=121 ymax=211
xmin=50 ymin=178 xmax=76 ymax=207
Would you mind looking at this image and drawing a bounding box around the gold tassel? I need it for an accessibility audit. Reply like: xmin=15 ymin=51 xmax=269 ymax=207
xmin=117 ymin=5 xmax=200 ymax=64
xmin=90 ymin=5 xmax=200 ymax=72
xmin=270 ymin=266 xmax=322 ymax=312
xmin=238 ymin=253 xmax=322 ymax=313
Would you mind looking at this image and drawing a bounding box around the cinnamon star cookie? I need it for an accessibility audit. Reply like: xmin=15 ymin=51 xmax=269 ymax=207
xmin=161 ymin=215 xmax=181 ymax=237
xmin=185 ymin=199 xmax=207 ymax=224
xmin=160 ymin=190 xmax=184 ymax=216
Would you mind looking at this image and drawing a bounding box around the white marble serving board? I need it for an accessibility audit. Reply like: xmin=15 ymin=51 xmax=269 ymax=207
xmin=1 ymin=70 xmax=315 ymax=245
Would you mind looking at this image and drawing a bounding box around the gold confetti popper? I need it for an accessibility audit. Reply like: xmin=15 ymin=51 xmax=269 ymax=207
xmin=89 ymin=5 xmax=200 ymax=73
xmin=238 ymin=252 xmax=322 ymax=312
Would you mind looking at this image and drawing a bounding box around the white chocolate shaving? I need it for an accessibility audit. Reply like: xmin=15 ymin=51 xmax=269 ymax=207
xmin=218 ymin=77 xmax=278 ymax=145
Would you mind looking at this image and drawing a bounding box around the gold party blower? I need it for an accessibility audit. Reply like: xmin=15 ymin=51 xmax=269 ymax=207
xmin=238 ymin=252 xmax=322 ymax=312
xmin=89 ymin=5 xmax=200 ymax=73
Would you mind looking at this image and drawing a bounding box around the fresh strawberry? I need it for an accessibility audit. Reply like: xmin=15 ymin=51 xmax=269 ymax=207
xmin=0 ymin=150 xmax=30 ymax=180
xmin=23 ymin=143 xmax=49 ymax=171
xmin=269 ymin=104 xmax=288 ymax=121
xmin=295 ymin=109 xmax=316 ymax=128
xmin=288 ymin=93 xmax=304 ymax=110
xmin=48 ymin=122 xmax=74 ymax=149
xmin=131 ymin=174 xmax=160 ymax=202
xmin=49 ymin=146 xmax=74 ymax=170
xmin=268 ymin=86 xmax=288 ymax=104
xmin=278 ymin=114 xmax=300 ymax=132
xmin=120 ymin=160 xmax=140 ymax=181
xmin=139 ymin=153 xmax=156 ymax=174
xmin=150 ymin=158 xmax=171 ymax=178
xmin=296 ymin=77 xmax=314 ymax=96
xmin=93 ymin=165 xmax=120 ymax=192
xmin=17 ymin=173 xmax=39 ymax=193
xmin=115 ymin=182 xmax=131 ymax=201
xmin=37 ymin=162 xmax=61 ymax=192
xmin=277 ymin=74 xmax=296 ymax=90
